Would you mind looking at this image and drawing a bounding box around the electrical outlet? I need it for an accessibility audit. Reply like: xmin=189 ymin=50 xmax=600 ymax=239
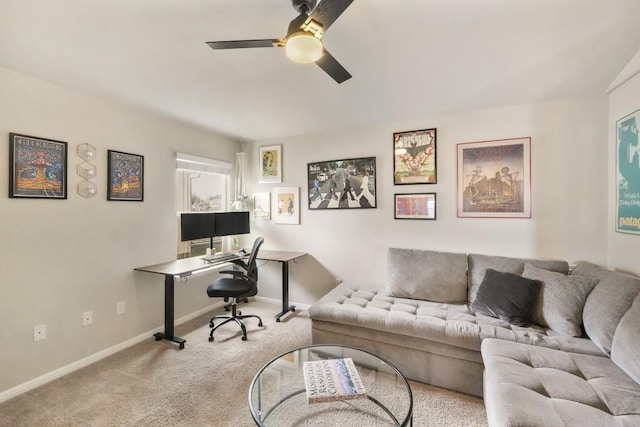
xmin=116 ymin=301 xmax=125 ymax=315
xmin=82 ymin=311 xmax=93 ymax=326
xmin=33 ymin=324 xmax=46 ymax=342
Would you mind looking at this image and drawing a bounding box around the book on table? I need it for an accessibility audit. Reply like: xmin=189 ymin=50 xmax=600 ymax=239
xmin=302 ymin=358 xmax=366 ymax=404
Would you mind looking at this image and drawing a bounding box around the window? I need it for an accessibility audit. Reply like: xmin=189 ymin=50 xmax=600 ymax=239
xmin=176 ymin=153 xmax=231 ymax=259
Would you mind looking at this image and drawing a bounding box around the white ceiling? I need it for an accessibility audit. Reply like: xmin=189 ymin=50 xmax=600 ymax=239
xmin=1 ymin=0 xmax=639 ymax=141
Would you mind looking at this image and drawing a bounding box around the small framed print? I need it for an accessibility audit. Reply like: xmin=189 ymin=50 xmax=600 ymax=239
xmin=259 ymin=145 xmax=282 ymax=183
xmin=393 ymin=128 xmax=437 ymax=185
xmin=253 ymin=192 xmax=271 ymax=220
xmin=394 ymin=193 xmax=436 ymax=220
xmin=107 ymin=150 xmax=144 ymax=201
xmin=273 ymin=187 xmax=299 ymax=224
xmin=9 ymin=133 xmax=68 ymax=199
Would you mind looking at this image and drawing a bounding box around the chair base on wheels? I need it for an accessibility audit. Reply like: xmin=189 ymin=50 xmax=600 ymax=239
xmin=208 ymin=298 xmax=263 ymax=342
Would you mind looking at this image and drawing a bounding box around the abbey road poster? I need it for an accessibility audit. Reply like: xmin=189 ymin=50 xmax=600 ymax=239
xmin=307 ymin=157 xmax=376 ymax=210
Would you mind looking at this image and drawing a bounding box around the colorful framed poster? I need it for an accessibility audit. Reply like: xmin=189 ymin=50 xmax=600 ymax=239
xmin=9 ymin=133 xmax=67 ymax=199
xmin=457 ymin=137 xmax=531 ymax=218
xmin=307 ymin=156 xmax=376 ymax=210
xmin=616 ymin=108 xmax=640 ymax=235
xmin=273 ymin=187 xmax=299 ymax=224
xmin=394 ymin=193 xmax=436 ymax=220
xmin=107 ymin=150 xmax=144 ymax=201
xmin=253 ymin=192 xmax=271 ymax=220
xmin=393 ymin=128 xmax=437 ymax=184
xmin=259 ymin=145 xmax=282 ymax=183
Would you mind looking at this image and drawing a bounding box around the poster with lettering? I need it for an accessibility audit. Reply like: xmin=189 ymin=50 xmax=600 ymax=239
xmin=616 ymin=109 xmax=640 ymax=235
xmin=457 ymin=137 xmax=531 ymax=218
xmin=9 ymin=133 xmax=67 ymax=199
xmin=107 ymin=150 xmax=144 ymax=201
xmin=393 ymin=128 xmax=437 ymax=184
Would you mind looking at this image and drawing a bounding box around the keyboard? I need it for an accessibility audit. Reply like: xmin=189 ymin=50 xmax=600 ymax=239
xmin=203 ymin=253 xmax=237 ymax=264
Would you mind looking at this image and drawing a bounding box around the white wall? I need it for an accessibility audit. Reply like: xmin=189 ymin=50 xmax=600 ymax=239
xmin=608 ymin=65 xmax=640 ymax=274
xmin=247 ymin=96 xmax=609 ymax=304
xmin=0 ymin=67 xmax=238 ymax=394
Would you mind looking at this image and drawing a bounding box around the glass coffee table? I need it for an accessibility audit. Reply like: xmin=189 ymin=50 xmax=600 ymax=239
xmin=249 ymin=345 xmax=413 ymax=426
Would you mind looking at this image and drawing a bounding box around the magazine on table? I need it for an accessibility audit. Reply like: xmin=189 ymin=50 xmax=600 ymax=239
xmin=302 ymin=357 xmax=366 ymax=404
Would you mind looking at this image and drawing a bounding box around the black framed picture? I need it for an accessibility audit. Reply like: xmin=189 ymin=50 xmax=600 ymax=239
xmin=9 ymin=133 xmax=68 ymax=199
xmin=394 ymin=193 xmax=436 ymax=220
xmin=393 ymin=128 xmax=437 ymax=185
xmin=307 ymin=156 xmax=376 ymax=210
xmin=107 ymin=150 xmax=144 ymax=201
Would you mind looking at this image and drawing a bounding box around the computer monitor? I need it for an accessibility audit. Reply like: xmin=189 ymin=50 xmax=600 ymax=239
xmin=180 ymin=212 xmax=216 ymax=242
xmin=214 ymin=211 xmax=250 ymax=237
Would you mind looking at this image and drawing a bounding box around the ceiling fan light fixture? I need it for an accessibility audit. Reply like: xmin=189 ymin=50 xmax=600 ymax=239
xmin=285 ymin=32 xmax=323 ymax=63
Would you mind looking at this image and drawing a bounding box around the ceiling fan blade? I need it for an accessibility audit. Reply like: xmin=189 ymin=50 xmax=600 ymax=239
xmin=316 ymin=49 xmax=352 ymax=83
xmin=206 ymin=39 xmax=281 ymax=50
xmin=309 ymin=0 xmax=354 ymax=31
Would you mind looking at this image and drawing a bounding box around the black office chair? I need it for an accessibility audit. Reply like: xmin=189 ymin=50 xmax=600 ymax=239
xmin=206 ymin=237 xmax=264 ymax=341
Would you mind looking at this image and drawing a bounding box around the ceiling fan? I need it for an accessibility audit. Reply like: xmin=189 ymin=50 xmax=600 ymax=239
xmin=206 ymin=0 xmax=354 ymax=84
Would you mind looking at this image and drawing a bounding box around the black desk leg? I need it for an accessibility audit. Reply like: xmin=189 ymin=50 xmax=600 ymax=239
xmin=153 ymin=274 xmax=186 ymax=349
xmin=275 ymin=261 xmax=296 ymax=322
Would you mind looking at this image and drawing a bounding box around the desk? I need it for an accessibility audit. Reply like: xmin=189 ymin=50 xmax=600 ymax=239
xmin=134 ymin=255 xmax=241 ymax=349
xmin=257 ymin=250 xmax=307 ymax=322
xmin=134 ymin=250 xmax=306 ymax=348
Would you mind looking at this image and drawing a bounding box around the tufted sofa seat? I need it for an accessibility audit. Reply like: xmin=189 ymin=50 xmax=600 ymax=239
xmin=310 ymin=284 xmax=602 ymax=396
xmin=482 ymin=339 xmax=640 ymax=426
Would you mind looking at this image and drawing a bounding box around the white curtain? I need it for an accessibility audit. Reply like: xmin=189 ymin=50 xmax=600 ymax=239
xmin=232 ymin=152 xmax=248 ymax=211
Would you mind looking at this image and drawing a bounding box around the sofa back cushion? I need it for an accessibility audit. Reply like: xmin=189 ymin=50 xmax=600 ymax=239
xmin=573 ymin=261 xmax=640 ymax=355
xmin=385 ymin=248 xmax=468 ymax=303
xmin=467 ymin=254 xmax=569 ymax=303
xmin=611 ymin=293 xmax=640 ymax=384
xmin=471 ymin=269 xmax=542 ymax=326
xmin=523 ymin=264 xmax=598 ymax=337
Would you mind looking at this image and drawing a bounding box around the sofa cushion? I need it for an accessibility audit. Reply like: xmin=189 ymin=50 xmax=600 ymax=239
xmin=467 ymin=253 xmax=569 ymax=303
xmin=385 ymin=248 xmax=468 ymax=303
xmin=572 ymin=261 xmax=640 ymax=355
xmin=523 ymin=263 xmax=598 ymax=337
xmin=611 ymin=293 xmax=640 ymax=385
xmin=482 ymin=339 xmax=640 ymax=426
xmin=471 ymin=268 xmax=542 ymax=326
xmin=309 ymin=284 xmax=604 ymax=356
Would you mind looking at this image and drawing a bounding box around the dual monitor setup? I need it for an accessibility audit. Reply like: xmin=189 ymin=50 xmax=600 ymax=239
xmin=180 ymin=211 xmax=250 ymax=258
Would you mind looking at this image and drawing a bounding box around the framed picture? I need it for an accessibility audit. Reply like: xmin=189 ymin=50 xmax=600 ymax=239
xmin=457 ymin=137 xmax=531 ymax=218
xmin=9 ymin=133 xmax=68 ymax=199
xmin=273 ymin=187 xmax=299 ymax=224
xmin=394 ymin=193 xmax=436 ymax=220
xmin=259 ymin=145 xmax=282 ymax=183
xmin=107 ymin=150 xmax=144 ymax=201
xmin=393 ymin=128 xmax=437 ymax=185
xmin=616 ymin=108 xmax=640 ymax=235
xmin=253 ymin=192 xmax=271 ymax=220
xmin=307 ymin=156 xmax=376 ymax=210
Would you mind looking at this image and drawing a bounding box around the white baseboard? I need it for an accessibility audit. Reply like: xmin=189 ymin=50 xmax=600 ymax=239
xmin=0 ymin=301 xmax=225 ymax=404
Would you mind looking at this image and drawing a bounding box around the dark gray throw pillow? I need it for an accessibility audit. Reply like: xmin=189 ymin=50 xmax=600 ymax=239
xmin=472 ymin=268 xmax=542 ymax=326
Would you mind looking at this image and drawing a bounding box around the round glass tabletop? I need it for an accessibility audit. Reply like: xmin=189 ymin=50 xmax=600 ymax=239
xmin=249 ymin=344 xmax=413 ymax=426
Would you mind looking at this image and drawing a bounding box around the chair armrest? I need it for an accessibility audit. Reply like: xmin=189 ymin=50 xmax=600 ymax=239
xmin=219 ymin=270 xmax=247 ymax=277
xmin=230 ymin=259 xmax=248 ymax=270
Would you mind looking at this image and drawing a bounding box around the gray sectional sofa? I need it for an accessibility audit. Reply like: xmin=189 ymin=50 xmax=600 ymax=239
xmin=308 ymin=248 xmax=640 ymax=426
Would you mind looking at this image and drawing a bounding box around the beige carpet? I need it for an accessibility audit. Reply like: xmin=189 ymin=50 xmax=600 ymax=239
xmin=0 ymin=300 xmax=487 ymax=426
